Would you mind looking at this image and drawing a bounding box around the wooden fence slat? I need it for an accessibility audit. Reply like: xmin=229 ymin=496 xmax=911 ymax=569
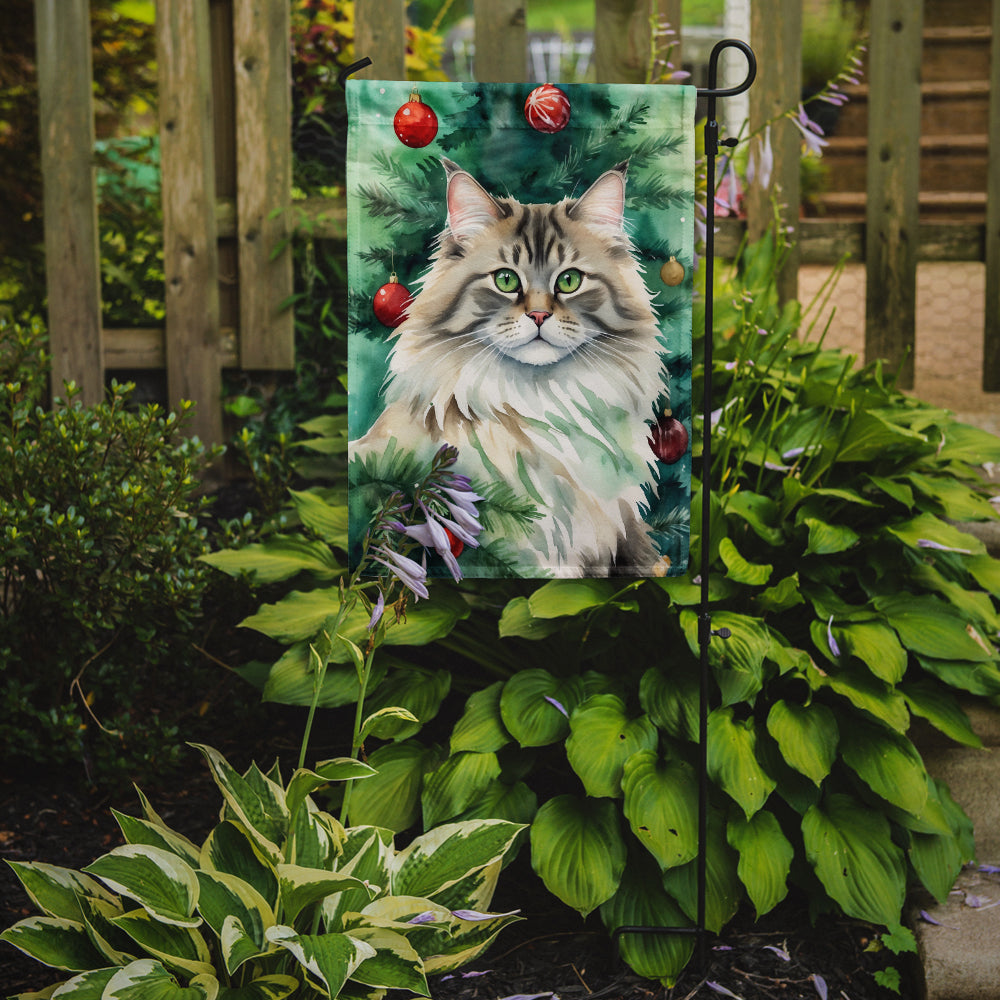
xmin=233 ymin=0 xmax=294 ymax=369
xmin=474 ymin=0 xmax=526 ymax=82
xmin=864 ymin=0 xmax=923 ymax=389
xmin=354 ymin=0 xmax=407 ymax=80
xmin=34 ymin=0 xmax=103 ymax=405
xmin=594 ymin=0 xmax=658 ymax=83
xmin=746 ymin=0 xmax=802 ymax=305
xmin=983 ymin=0 xmax=1000 ymax=390
xmin=157 ymin=0 xmax=223 ymax=445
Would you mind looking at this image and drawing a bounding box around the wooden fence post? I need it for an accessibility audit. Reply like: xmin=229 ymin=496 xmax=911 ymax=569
xmin=864 ymin=0 xmax=923 ymax=389
xmin=746 ymin=0 xmax=801 ymax=305
xmin=594 ymin=0 xmax=660 ymax=84
xmin=157 ymin=0 xmax=223 ymax=445
xmin=474 ymin=0 xmax=526 ymax=82
xmin=983 ymin=0 xmax=1000 ymax=390
xmin=34 ymin=0 xmax=104 ymax=405
xmin=233 ymin=0 xmax=294 ymax=370
xmin=354 ymin=0 xmax=407 ymax=80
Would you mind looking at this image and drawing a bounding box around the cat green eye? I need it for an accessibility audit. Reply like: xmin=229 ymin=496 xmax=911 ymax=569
xmin=493 ymin=269 xmax=521 ymax=293
xmin=556 ymin=268 xmax=583 ymax=294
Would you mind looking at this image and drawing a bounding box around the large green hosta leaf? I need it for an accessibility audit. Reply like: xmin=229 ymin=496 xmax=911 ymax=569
xmin=707 ymin=708 xmax=776 ymax=818
xmin=530 ymin=795 xmax=627 ymax=917
xmin=727 ymin=810 xmax=793 ymax=918
xmin=421 ymin=751 xmax=502 ymax=828
xmin=499 ymin=670 xmax=585 ymax=747
xmin=600 ymin=853 xmax=694 ymax=987
xmin=802 ymin=793 xmax=906 ymax=926
xmin=874 ymin=594 xmax=996 ymax=663
xmin=621 ymin=751 xmax=699 ymax=871
xmin=565 ymin=695 xmax=658 ymax=798
xmin=901 ymin=680 xmax=982 ymax=748
xmin=639 ymin=664 xmax=699 ymax=742
xmin=526 ymin=578 xmax=623 ymax=617
xmin=832 ymin=621 xmax=907 ymax=684
xmin=838 ymin=718 xmax=929 ymax=817
xmin=346 ymin=740 xmax=442 ymax=832
xmin=450 ymin=681 xmax=511 ymax=754
xmin=362 ymin=667 xmax=451 ymax=741
xmin=660 ymin=811 xmax=742 ymax=934
xmin=680 ymin=610 xmax=771 ymax=706
xmin=765 ymin=700 xmax=838 ymax=786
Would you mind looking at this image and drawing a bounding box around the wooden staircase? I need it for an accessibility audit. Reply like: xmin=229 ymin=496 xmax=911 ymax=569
xmin=816 ymin=0 xmax=992 ymax=221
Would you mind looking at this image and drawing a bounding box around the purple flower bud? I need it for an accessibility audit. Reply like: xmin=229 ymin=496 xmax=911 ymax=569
xmin=544 ymin=695 xmax=569 ymax=718
xmin=371 ymin=545 xmax=429 ymax=600
xmin=367 ymin=590 xmax=385 ymax=631
xmin=826 ymin=616 xmax=841 ymax=658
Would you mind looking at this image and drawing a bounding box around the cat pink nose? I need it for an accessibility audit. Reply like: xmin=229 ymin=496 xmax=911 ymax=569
xmin=527 ymin=310 xmax=551 ymax=328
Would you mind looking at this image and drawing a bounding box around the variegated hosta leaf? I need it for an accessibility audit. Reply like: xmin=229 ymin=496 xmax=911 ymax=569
xmin=112 ymin=810 xmax=202 ymax=868
xmin=765 ymin=700 xmax=838 ymax=786
xmin=621 ymin=751 xmax=699 ymax=871
xmin=102 ymin=958 xmax=218 ymax=999
xmin=565 ymin=695 xmax=658 ymax=799
xmin=599 ymin=853 xmax=694 ymax=987
xmin=420 ymin=751 xmax=502 ymax=829
xmin=276 ymin=864 xmax=375 ymax=925
xmin=0 ymin=916 xmax=107 ymax=971
xmin=285 ymin=761 xmax=375 ymax=824
xmin=452 ymin=779 xmax=538 ymax=828
xmin=661 ymin=811 xmax=742 ymax=934
xmin=529 ymin=795 xmax=626 ymax=917
xmin=46 ymin=966 xmax=118 ymax=997
xmin=287 ymin=801 xmax=344 ymax=870
xmin=195 ymin=871 xmax=274 ymax=974
xmin=391 ymin=820 xmax=524 ymax=901
xmin=421 ymin=907 xmax=522 ymax=975
xmin=802 ymin=793 xmax=906 ymax=926
xmin=265 ymin=926 xmax=376 ymax=998
xmin=214 ymin=974 xmax=300 ymax=999
xmin=706 ymin=707 xmax=776 ymax=819
xmin=499 ymin=669 xmax=585 ymax=747
xmin=424 ymin=859 xmax=501 ymax=916
xmin=450 ymin=681 xmax=511 ymax=754
xmin=344 ymin=926 xmax=429 ymax=995
xmin=191 ymin=745 xmax=288 ymax=863
xmin=4 ymin=861 xmax=118 ymax=922
xmin=727 ymin=810 xmax=793 ymax=918
xmin=110 ymin=908 xmax=214 ymax=979
xmin=322 ymin=829 xmax=393 ymax=931
xmin=200 ymin=822 xmax=278 ymax=910
xmin=77 ymin=894 xmax=136 ymax=966
xmin=83 ymin=846 xmax=200 ymax=928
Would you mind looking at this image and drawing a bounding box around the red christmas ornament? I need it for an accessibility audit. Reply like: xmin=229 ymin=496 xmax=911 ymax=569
xmin=649 ymin=410 xmax=689 ymax=464
xmin=393 ymin=88 xmax=438 ymax=148
xmin=373 ymin=273 xmax=412 ymax=328
xmin=524 ymin=83 xmax=571 ymax=133
xmin=444 ymin=527 xmax=464 ymax=559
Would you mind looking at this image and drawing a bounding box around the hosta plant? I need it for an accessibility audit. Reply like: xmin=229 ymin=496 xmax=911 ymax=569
xmin=1 ymin=744 xmax=523 ymax=999
xmin=343 ymin=233 xmax=1000 ymax=984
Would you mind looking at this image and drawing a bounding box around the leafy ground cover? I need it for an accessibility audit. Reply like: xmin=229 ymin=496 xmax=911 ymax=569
xmin=0 ymin=704 xmax=915 ymax=1000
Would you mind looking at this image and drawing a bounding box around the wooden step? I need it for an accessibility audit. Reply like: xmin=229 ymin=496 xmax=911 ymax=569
xmin=832 ymin=80 xmax=991 ymax=138
xmin=822 ymin=134 xmax=989 ymax=193
xmin=922 ymin=0 xmax=992 ymax=28
xmin=813 ymin=190 xmax=987 ymax=222
xmin=922 ymin=25 xmax=993 ymax=83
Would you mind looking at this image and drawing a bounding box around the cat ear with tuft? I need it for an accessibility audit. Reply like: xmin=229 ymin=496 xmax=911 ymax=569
xmin=441 ymin=157 xmax=508 ymax=243
xmin=568 ymin=161 xmax=628 ymax=232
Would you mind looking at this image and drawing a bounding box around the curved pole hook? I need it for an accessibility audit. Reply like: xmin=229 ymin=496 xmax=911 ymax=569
xmin=697 ymin=38 xmax=757 ymax=99
xmin=337 ymin=56 xmax=373 ymax=90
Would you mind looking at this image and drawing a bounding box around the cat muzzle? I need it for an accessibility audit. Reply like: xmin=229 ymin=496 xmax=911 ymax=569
xmin=527 ymin=310 xmax=552 ymax=328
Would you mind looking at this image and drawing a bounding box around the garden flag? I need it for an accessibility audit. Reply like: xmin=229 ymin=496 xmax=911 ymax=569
xmin=347 ymin=80 xmax=696 ymax=579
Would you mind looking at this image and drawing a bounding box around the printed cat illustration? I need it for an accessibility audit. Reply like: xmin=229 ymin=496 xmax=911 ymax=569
xmin=353 ymin=157 xmax=666 ymax=576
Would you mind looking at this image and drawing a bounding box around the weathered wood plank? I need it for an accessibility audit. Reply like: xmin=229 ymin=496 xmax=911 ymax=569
xmin=594 ymin=0 xmax=656 ymax=84
xmin=746 ymin=0 xmax=801 ymax=304
xmin=864 ymin=0 xmax=923 ymax=389
xmin=233 ymin=0 xmax=294 ymax=369
xmin=157 ymin=0 xmax=223 ymax=444
xmin=983 ymin=0 xmax=1000 ymax=390
xmin=354 ymin=0 xmax=406 ymax=80
xmin=474 ymin=0 xmax=526 ymax=82
xmin=34 ymin=0 xmax=103 ymax=404
xmin=103 ymin=328 xmax=238 ymax=370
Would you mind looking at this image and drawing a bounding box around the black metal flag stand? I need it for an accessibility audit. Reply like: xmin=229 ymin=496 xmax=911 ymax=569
xmin=612 ymin=38 xmax=757 ymax=972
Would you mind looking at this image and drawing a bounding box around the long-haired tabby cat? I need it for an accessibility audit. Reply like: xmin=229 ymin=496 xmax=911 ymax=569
xmin=353 ymin=157 xmax=666 ymax=576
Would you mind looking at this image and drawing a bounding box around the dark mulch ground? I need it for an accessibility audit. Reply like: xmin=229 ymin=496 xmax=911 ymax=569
xmin=1 ymin=738 xmax=915 ymax=1000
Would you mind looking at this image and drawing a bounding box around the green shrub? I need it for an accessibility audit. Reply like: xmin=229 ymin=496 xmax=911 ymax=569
xmin=1 ymin=743 xmax=524 ymax=998
xmin=0 ymin=317 xmax=221 ymax=783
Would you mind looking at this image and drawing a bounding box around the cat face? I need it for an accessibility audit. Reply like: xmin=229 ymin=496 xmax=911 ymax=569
xmin=415 ymin=159 xmax=654 ymax=368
